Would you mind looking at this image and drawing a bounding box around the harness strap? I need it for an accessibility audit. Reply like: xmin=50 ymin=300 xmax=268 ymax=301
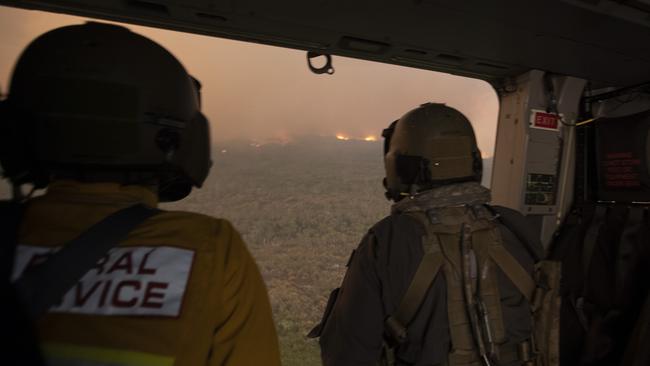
xmin=15 ymin=203 xmax=161 ymax=319
xmin=386 ymin=249 xmax=445 ymax=343
xmin=386 ymin=207 xmax=533 ymax=366
xmin=459 ymin=223 xmax=491 ymax=364
xmin=385 ymin=212 xmax=445 ymax=343
xmin=488 ymin=245 xmax=535 ymax=302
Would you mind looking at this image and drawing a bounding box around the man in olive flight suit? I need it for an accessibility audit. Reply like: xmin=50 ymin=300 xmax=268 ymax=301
xmin=312 ymin=103 xmax=544 ymax=366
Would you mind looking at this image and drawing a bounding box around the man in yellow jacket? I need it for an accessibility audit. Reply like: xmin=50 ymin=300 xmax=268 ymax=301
xmin=1 ymin=22 xmax=281 ymax=366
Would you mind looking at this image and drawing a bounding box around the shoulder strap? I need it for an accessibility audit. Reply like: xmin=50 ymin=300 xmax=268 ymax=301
xmin=488 ymin=245 xmax=535 ymax=302
xmin=487 ymin=205 xmax=543 ymax=262
xmin=482 ymin=205 xmax=538 ymax=301
xmin=15 ymin=203 xmax=161 ymax=319
xmin=385 ymin=212 xmax=444 ymax=343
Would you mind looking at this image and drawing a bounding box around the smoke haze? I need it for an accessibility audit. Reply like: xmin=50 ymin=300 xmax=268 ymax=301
xmin=0 ymin=10 xmax=502 ymax=361
xmin=0 ymin=6 xmax=498 ymax=149
xmin=0 ymin=5 xmax=499 ymax=198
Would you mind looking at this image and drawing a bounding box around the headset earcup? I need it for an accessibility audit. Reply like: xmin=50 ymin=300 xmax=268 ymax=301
xmin=382 ymin=120 xmax=398 ymax=155
xmin=382 ymin=177 xmax=390 ymax=199
xmin=157 ymin=111 xmax=211 ymax=202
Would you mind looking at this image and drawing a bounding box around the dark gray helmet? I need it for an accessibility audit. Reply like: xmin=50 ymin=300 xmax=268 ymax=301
xmin=382 ymin=103 xmax=482 ymax=201
xmin=0 ymin=22 xmax=211 ymax=201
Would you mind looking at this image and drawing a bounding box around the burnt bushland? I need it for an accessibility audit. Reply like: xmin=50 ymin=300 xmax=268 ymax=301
xmin=164 ymin=136 xmax=388 ymax=365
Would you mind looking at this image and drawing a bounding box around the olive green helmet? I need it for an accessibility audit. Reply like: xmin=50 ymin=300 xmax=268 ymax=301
xmin=0 ymin=22 xmax=211 ymax=201
xmin=382 ymin=103 xmax=482 ymax=201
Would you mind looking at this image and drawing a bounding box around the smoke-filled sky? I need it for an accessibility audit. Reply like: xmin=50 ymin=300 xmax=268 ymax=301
xmin=0 ymin=5 xmax=499 ymax=153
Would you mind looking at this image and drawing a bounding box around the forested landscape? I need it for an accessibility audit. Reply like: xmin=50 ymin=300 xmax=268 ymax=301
xmin=164 ymin=136 xmax=390 ymax=365
xmin=0 ymin=135 xmax=495 ymax=365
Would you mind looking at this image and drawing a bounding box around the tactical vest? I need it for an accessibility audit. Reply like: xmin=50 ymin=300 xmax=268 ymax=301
xmin=382 ymin=204 xmax=560 ymax=366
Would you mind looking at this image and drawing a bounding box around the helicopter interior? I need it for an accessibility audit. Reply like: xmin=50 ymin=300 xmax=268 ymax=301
xmin=3 ymin=0 xmax=650 ymax=239
xmin=2 ymin=1 xmax=650 ymax=365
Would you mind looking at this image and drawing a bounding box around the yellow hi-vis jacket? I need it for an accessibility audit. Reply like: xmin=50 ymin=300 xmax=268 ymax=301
xmin=14 ymin=180 xmax=281 ymax=366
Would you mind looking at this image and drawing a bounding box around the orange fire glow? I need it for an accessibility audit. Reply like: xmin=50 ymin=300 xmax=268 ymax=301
xmin=336 ymin=134 xmax=350 ymax=141
xmin=364 ymin=136 xmax=377 ymax=141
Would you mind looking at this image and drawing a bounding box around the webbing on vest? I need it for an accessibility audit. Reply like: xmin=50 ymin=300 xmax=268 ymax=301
xmin=440 ymin=221 xmax=508 ymax=366
xmin=384 ymin=207 xmax=535 ymax=366
xmin=388 ymin=250 xmax=444 ymax=342
xmin=488 ymin=246 xmax=535 ymax=302
xmin=385 ymin=212 xmax=445 ymax=343
xmin=460 ymin=223 xmax=492 ymax=365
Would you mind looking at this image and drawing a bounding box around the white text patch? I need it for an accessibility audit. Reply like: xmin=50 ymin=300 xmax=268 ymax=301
xmin=13 ymin=245 xmax=195 ymax=317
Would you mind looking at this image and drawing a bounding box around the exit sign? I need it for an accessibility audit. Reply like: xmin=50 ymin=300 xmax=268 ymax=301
xmin=530 ymin=110 xmax=561 ymax=130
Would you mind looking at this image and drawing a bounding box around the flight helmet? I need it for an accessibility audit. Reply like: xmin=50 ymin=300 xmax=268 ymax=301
xmin=382 ymin=103 xmax=482 ymax=201
xmin=0 ymin=22 xmax=211 ymax=201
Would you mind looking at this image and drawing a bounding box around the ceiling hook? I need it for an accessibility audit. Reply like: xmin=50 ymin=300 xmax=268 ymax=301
xmin=307 ymin=51 xmax=335 ymax=75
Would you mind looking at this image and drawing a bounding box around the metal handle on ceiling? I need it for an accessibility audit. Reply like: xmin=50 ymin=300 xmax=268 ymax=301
xmin=307 ymin=51 xmax=335 ymax=75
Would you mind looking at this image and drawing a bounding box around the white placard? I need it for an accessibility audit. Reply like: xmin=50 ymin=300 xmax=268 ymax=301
xmin=13 ymin=245 xmax=195 ymax=317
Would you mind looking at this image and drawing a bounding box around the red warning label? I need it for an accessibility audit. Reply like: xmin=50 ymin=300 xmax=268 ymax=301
xmin=602 ymin=151 xmax=642 ymax=188
xmin=531 ymin=110 xmax=560 ymax=130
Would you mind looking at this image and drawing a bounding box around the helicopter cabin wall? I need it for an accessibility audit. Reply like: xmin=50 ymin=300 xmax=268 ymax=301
xmin=584 ymin=89 xmax=650 ymax=204
xmin=491 ymin=70 xmax=586 ymax=249
xmin=591 ymin=91 xmax=650 ymax=119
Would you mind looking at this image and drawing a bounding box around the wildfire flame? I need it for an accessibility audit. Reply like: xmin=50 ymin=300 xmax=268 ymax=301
xmin=336 ymin=134 xmax=378 ymax=141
